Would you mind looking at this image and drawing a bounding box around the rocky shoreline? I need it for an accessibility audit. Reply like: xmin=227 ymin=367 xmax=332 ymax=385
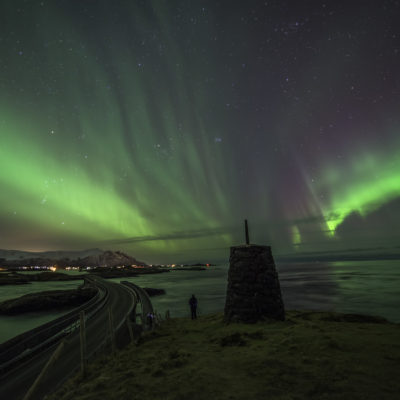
xmin=0 ymin=287 xmax=97 ymax=315
xmin=143 ymin=288 xmax=166 ymax=297
xmin=0 ymin=285 xmax=165 ymax=315
xmin=91 ymin=267 xmax=170 ymax=279
xmin=170 ymin=266 xmax=207 ymax=271
xmin=0 ymin=267 xmax=171 ymax=286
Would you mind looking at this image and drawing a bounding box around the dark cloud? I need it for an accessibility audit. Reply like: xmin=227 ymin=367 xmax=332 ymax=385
xmin=99 ymin=226 xmax=233 ymax=245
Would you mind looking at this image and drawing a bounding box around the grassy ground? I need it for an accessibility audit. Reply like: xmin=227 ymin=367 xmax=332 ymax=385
xmin=48 ymin=311 xmax=400 ymax=400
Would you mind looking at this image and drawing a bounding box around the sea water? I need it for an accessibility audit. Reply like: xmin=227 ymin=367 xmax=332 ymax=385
xmin=0 ymin=276 xmax=85 ymax=343
xmin=111 ymin=260 xmax=400 ymax=323
xmin=0 ymin=260 xmax=399 ymax=343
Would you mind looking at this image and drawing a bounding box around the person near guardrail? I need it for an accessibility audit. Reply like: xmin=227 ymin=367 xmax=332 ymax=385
xmin=146 ymin=312 xmax=154 ymax=329
xmin=189 ymin=294 xmax=198 ymax=319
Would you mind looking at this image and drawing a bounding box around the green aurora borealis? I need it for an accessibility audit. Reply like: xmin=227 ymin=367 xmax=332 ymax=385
xmin=0 ymin=1 xmax=399 ymax=263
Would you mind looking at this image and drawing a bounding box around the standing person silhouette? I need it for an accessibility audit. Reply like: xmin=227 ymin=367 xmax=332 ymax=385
xmin=146 ymin=312 xmax=154 ymax=330
xmin=189 ymin=294 xmax=198 ymax=319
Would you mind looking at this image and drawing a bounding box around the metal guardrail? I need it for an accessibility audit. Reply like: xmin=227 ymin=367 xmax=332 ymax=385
xmin=0 ymin=276 xmax=109 ymax=373
xmin=0 ymin=276 xmax=146 ymax=388
xmin=84 ymin=279 xmax=138 ymax=360
xmin=120 ymin=281 xmax=154 ymax=329
xmin=0 ymin=277 xmax=141 ymax=400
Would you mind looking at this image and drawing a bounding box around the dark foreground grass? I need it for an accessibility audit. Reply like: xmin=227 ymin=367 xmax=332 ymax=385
xmin=47 ymin=311 xmax=400 ymax=400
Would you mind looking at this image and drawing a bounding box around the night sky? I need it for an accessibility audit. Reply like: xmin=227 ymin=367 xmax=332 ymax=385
xmin=1 ymin=1 xmax=399 ymax=263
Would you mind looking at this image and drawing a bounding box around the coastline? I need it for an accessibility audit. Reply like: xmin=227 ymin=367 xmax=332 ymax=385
xmin=0 ymin=287 xmax=97 ymax=315
xmin=0 ymin=268 xmax=171 ymax=286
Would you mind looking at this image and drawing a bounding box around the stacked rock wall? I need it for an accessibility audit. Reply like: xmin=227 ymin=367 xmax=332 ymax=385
xmin=224 ymin=245 xmax=285 ymax=323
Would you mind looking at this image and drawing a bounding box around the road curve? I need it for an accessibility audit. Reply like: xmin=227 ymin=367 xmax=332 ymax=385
xmin=0 ymin=276 xmax=136 ymax=400
xmin=121 ymin=281 xmax=154 ymax=328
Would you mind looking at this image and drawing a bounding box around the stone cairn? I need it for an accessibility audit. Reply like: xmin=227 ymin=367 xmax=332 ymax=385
xmin=224 ymin=220 xmax=285 ymax=323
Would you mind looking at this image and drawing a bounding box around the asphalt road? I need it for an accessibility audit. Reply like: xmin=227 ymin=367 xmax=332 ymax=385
xmin=0 ymin=276 xmax=136 ymax=400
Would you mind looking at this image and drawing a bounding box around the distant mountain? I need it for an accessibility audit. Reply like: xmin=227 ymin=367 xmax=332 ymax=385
xmin=80 ymin=250 xmax=147 ymax=267
xmin=0 ymin=249 xmax=147 ymax=268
